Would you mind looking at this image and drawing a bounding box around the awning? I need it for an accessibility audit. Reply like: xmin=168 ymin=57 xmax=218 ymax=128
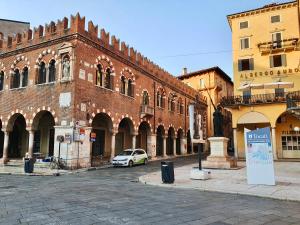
xmin=263 ymin=81 xmax=294 ymax=89
xmin=237 ymin=83 xmax=264 ymax=91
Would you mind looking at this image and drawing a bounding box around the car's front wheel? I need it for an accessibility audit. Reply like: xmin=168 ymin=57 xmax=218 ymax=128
xmin=128 ymin=160 xmax=133 ymax=167
xmin=143 ymin=158 xmax=148 ymax=165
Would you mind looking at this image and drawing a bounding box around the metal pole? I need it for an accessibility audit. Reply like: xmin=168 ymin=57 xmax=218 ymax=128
xmin=77 ymin=142 xmax=80 ymax=169
xmin=58 ymin=142 xmax=61 ymax=159
xmin=198 ymin=143 xmax=202 ymax=170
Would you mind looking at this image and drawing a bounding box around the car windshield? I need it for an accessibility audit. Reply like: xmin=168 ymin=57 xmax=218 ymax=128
xmin=118 ymin=151 xmax=133 ymax=156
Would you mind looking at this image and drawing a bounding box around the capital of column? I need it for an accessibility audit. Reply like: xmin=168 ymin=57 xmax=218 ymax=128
xmin=132 ymin=132 xmax=139 ymax=136
xmin=26 ymin=127 xmax=35 ymax=132
xmin=1 ymin=128 xmax=8 ymax=133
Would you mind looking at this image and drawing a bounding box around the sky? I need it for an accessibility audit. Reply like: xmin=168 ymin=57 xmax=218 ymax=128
xmin=0 ymin=0 xmax=292 ymax=79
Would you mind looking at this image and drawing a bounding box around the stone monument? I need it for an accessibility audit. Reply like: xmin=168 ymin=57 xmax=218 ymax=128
xmin=203 ymin=106 xmax=237 ymax=169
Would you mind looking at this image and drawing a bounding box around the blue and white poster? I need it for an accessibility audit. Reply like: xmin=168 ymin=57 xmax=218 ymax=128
xmin=244 ymin=127 xmax=275 ymax=185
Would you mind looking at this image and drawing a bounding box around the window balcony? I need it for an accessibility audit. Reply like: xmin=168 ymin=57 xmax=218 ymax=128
xmin=220 ymin=92 xmax=293 ymax=108
xmin=140 ymin=105 xmax=154 ymax=118
xmin=258 ymin=38 xmax=298 ymax=54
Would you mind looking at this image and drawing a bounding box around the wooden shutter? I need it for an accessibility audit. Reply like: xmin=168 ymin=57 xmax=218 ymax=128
xmin=238 ymin=60 xmax=242 ymax=71
xmin=281 ymin=54 xmax=287 ymax=67
xmin=270 ymin=56 xmax=274 ymax=68
xmin=249 ymin=58 xmax=254 ymax=70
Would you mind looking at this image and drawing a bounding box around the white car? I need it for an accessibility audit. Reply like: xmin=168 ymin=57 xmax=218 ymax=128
xmin=112 ymin=149 xmax=148 ymax=167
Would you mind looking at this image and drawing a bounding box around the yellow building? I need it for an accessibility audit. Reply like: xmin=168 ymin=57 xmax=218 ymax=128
xmin=178 ymin=67 xmax=234 ymax=146
xmin=223 ymin=1 xmax=300 ymax=160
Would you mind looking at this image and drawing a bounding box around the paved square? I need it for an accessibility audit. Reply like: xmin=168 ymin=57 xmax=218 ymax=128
xmin=1 ymin=156 xmax=300 ymax=225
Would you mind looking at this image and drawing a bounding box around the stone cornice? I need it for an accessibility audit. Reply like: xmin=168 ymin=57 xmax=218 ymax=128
xmin=227 ymin=1 xmax=297 ymax=29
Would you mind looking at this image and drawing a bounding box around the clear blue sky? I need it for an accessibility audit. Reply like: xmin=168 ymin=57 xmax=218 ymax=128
xmin=0 ymin=0 xmax=292 ymax=79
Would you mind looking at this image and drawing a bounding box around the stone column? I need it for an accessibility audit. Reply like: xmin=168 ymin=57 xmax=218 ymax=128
xmin=110 ymin=132 xmax=116 ymax=160
xmin=124 ymin=80 xmax=128 ymax=95
xmin=1 ymin=130 xmax=9 ymax=164
xmin=271 ymin=127 xmax=278 ymax=160
xmin=233 ymin=128 xmax=238 ymax=159
xmin=163 ymin=136 xmax=167 ymax=157
xmin=180 ymin=137 xmax=187 ymax=155
xmin=147 ymin=134 xmax=156 ymax=158
xmin=173 ymin=137 xmax=177 ymax=156
xmin=28 ymin=129 xmax=34 ymax=158
xmin=132 ymin=133 xmax=137 ymax=149
xmin=45 ymin=65 xmax=49 ymax=83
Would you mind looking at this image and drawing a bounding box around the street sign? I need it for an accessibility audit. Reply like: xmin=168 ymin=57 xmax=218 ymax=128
xmin=65 ymin=133 xmax=72 ymax=143
xmin=57 ymin=135 xmax=64 ymax=143
xmin=90 ymin=132 xmax=96 ymax=142
xmin=244 ymin=127 xmax=275 ymax=185
xmin=79 ymin=128 xmax=85 ymax=141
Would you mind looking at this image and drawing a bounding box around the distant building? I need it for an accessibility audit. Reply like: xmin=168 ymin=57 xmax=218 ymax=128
xmin=222 ymin=1 xmax=300 ymax=160
xmin=178 ymin=67 xmax=234 ymax=149
xmin=0 ymin=19 xmax=30 ymax=39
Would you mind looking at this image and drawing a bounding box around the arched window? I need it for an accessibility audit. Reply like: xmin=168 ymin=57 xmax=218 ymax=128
xmin=171 ymin=100 xmax=175 ymax=112
xmin=177 ymin=98 xmax=183 ymax=114
xmin=11 ymin=69 xmax=20 ymax=89
xmin=21 ymin=67 xmax=28 ymax=87
xmin=157 ymin=92 xmax=161 ymax=107
xmin=0 ymin=71 xmax=4 ymax=91
xmin=104 ymin=68 xmax=111 ymax=89
xmin=142 ymin=91 xmax=149 ymax=105
xmin=127 ymin=79 xmax=133 ymax=97
xmin=161 ymin=93 xmax=165 ymax=108
xmin=168 ymin=96 xmax=172 ymax=111
xmin=180 ymin=104 xmax=184 ymax=114
xmin=96 ymin=64 xmax=103 ymax=87
xmin=120 ymin=76 xmax=126 ymax=94
xmin=38 ymin=61 xmax=46 ymax=84
xmin=48 ymin=59 xmax=56 ymax=82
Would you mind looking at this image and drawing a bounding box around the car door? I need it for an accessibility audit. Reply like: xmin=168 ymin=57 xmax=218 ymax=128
xmin=136 ymin=150 xmax=145 ymax=164
xmin=132 ymin=150 xmax=139 ymax=164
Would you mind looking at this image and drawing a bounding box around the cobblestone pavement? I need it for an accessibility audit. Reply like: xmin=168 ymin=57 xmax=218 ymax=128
xmin=1 ymin=156 xmax=300 ymax=225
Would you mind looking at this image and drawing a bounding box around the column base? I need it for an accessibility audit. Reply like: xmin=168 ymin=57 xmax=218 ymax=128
xmin=0 ymin=157 xmax=9 ymax=165
xmin=203 ymin=156 xmax=237 ymax=169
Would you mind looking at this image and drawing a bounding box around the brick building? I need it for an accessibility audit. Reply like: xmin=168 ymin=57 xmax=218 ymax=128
xmin=0 ymin=14 xmax=207 ymax=168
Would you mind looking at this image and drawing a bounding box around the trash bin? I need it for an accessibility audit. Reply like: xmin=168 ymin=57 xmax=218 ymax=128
xmin=24 ymin=158 xmax=34 ymax=173
xmin=161 ymin=161 xmax=174 ymax=184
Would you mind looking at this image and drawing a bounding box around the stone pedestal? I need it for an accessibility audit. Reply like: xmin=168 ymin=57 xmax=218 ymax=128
xmin=203 ymin=137 xmax=237 ymax=169
xmin=190 ymin=167 xmax=211 ymax=180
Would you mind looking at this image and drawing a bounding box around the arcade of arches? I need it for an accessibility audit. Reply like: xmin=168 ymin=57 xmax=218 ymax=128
xmin=233 ymin=110 xmax=300 ymax=160
xmin=89 ymin=114 xmax=189 ymax=164
xmin=0 ymin=111 xmax=55 ymax=163
xmin=0 ymin=112 xmax=192 ymax=164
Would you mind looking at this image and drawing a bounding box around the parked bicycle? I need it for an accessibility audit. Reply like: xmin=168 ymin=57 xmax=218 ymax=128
xmin=49 ymin=156 xmax=67 ymax=170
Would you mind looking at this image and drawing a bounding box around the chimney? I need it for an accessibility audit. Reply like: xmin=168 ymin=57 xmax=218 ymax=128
xmin=182 ymin=67 xmax=188 ymax=75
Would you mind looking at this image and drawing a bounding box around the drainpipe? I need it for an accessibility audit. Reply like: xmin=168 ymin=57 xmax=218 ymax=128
xmin=153 ymin=81 xmax=156 ymax=132
xmin=298 ymin=0 xmax=300 ymax=38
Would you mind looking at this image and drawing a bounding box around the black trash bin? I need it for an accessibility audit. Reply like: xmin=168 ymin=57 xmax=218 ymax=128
xmin=161 ymin=161 xmax=174 ymax=184
xmin=24 ymin=158 xmax=34 ymax=173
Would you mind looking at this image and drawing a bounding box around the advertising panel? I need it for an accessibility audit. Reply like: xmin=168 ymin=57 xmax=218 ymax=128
xmin=244 ymin=127 xmax=275 ymax=185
